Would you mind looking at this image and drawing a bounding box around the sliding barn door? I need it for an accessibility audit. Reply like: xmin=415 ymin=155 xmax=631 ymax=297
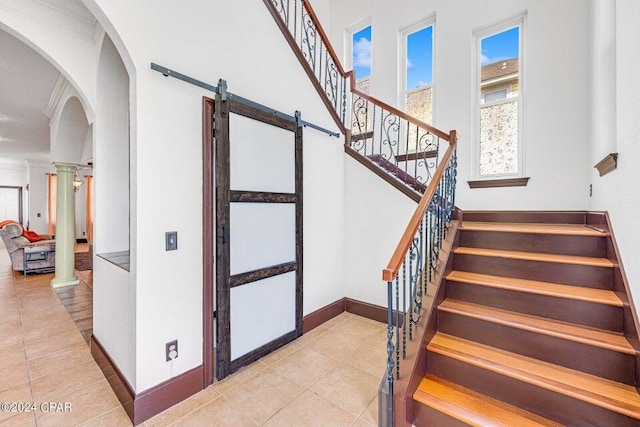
xmin=215 ymin=95 xmax=303 ymax=380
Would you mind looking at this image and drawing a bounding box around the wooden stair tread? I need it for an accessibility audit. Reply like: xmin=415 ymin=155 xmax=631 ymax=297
xmin=428 ymin=333 xmax=640 ymax=419
xmin=446 ymin=271 xmax=622 ymax=307
xmin=439 ymin=299 xmax=634 ymax=354
xmin=454 ymin=246 xmax=614 ymax=268
xmin=460 ymin=221 xmax=608 ymax=236
xmin=415 ymin=374 xmax=563 ymax=427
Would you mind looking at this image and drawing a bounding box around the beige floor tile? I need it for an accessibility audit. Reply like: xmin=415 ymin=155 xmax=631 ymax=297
xmin=35 ymin=380 xmax=120 ymax=427
xmin=0 ymin=296 xmax=18 ymax=310
xmin=351 ymin=418 xmax=375 ymax=427
xmin=78 ymin=405 xmax=133 ymax=427
xmin=271 ymin=347 xmax=336 ymax=388
xmin=263 ymin=390 xmax=355 ymax=427
xmin=222 ymin=367 xmax=304 ymax=425
xmin=0 ymin=411 xmax=36 ymax=427
xmin=27 ymin=341 xmax=93 ymax=380
xmin=0 ymin=318 xmax=22 ymax=338
xmin=294 ymin=325 xmax=329 ymax=346
xmin=145 ymin=385 xmax=220 ymax=427
xmin=344 ymin=337 xmax=387 ymax=378
xmin=24 ymin=329 xmax=86 ymax=360
xmin=310 ymin=365 xmax=379 ymax=417
xmin=22 ymin=316 xmax=79 ymax=343
xmin=20 ymin=309 xmax=75 ymax=329
xmin=30 ymin=359 xmax=105 ymax=402
xmin=0 ymin=384 xmax=32 ymax=423
xmin=212 ymin=360 xmax=268 ymax=394
xmin=338 ymin=316 xmax=386 ymax=340
xmin=0 ymin=309 xmax=20 ymax=325
xmin=260 ymin=340 xmax=303 ymax=365
xmin=307 ymin=328 xmax=363 ymax=362
xmin=320 ymin=312 xmax=352 ymax=330
xmin=0 ymin=357 xmax=29 ymax=393
xmin=358 ymin=396 xmax=378 ymax=426
xmin=1 ymin=343 xmax=26 ymax=370
xmin=0 ymin=329 xmax=23 ymax=350
xmin=169 ymin=396 xmax=257 ymax=427
xmin=18 ymin=301 xmax=67 ymax=318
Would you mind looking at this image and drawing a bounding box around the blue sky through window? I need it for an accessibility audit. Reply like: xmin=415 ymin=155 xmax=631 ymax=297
xmin=406 ymin=26 xmax=433 ymax=89
xmin=352 ymin=26 xmax=371 ymax=79
xmin=481 ymin=27 xmax=519 ymax=66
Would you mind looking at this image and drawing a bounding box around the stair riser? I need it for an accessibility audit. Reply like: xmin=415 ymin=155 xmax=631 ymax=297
xmin=413 ymin=404 xmax=472 ymax=427
xmin=438 ymin=310 xmax=635 ymax=385
xmin=447 ymin=281 xmax=623 ymax=331
xmin=459 ymin=231 xmax=607 ymax=258
xmin=427 ymin=351 xmax=639 ymax=426
xmin=454 ymin=254 xmax=613 ymax=289
xmin=460 ymin=211 xmax=587 ymax=224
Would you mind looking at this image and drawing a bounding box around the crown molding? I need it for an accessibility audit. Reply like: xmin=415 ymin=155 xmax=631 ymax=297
xmin=32 ymin=0 xmax=96 ymax=25
xmin=43 ymin=73 xmax=68 ymax=118
xmin=0 ymin=0 xmax=100 ymax=40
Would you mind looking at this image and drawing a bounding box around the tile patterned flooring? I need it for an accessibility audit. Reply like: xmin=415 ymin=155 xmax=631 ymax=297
xmin=0 ymin=247 xmax=385 ymax=426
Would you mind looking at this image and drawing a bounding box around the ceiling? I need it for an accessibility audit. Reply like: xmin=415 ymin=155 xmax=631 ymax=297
xmin=0 ymin=28 xmax=60 ymax=164
xmin=0 ymin=0 xmax=98 ymax=165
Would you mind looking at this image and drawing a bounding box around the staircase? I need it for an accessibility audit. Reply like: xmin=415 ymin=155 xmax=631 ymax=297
xmin=262 ymin=2 xmax=640 ymax=425
xmin=413 ymin=211 xmax=640 ymax=426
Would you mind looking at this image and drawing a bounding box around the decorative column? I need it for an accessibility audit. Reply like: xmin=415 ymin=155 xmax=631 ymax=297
xmin=51 ymin=163 xmax=79 ymax=288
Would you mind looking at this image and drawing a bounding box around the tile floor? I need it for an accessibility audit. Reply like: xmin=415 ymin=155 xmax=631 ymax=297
xmin=0 ymin=245 xmax=386 ymax=426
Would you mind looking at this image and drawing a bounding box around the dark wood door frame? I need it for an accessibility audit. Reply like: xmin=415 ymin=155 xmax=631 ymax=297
xmin=202 ymin=97 xmax=215 ymax=387
xmin=202 ymin=95 xmax=304 ymax=384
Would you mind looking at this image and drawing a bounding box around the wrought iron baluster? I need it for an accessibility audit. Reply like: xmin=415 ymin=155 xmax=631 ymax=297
xmin=408 ymin=244 xmax=413 ymax=341
xmin=395 ymin=275 xmax=400 ymax=379
xmin=293 ymin=0 xmax=298 ymax=41
xmin=386 ymin=279 xmax=395 ymax=427
xmin=319 ymin=43 xmax=323 ymax=92
xmin=402 ymin=259 xmax=407 ymax=359
xmin=413 ymin=125 xmax=418 ymax=188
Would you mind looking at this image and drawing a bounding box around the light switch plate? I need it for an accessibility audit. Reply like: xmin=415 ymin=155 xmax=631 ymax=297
xmin=165 ymin=231 xmax=178 ymax=251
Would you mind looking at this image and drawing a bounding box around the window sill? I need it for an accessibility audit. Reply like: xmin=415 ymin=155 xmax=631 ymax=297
xmin=467 ymin=177 xmax=530 ymax=189
xmin=97 ymin=251 xmax=130 ymax=272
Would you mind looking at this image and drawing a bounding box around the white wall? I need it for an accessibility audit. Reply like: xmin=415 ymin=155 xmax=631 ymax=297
xmin=95 ymin=34 xmax=129 ymax=254
xmin=51 ymin=96 xmax=89 ymax=164
xmin=589 ymin=0 xmax=640 ymax=319
xmin=28 ymin=163 xmax=54 ymax=234
xmin=92 ymin=33 xmax=135 ymax=388
xmin=344 ymin=155 xmax=416 ymax=307
xmin=327 ymin=0 xmax=592 ymax=211
xmin=89 ymin=0 xmax=344 ymax=392
xmin=0 ymin=159 xmax=28 ymax=224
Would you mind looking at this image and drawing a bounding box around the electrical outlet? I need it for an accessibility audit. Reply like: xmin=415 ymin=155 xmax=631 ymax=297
xmin=166 ymin=340 xmax=178 ymax=361
xmin=165 ymin=231 xmax=178 ymax=251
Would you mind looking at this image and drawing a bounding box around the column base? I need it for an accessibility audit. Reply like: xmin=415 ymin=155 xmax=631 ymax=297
xmin=51 ymin=276 xmax=80 ymax=288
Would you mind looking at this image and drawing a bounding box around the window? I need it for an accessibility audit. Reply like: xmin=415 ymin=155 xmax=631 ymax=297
xmin=475 ymin=19 xmax=524 ymax=178
xmin=349 ymin=23 xmax=372 ymax=94
xmin=402 ymin=21 xmax=434 ymax=125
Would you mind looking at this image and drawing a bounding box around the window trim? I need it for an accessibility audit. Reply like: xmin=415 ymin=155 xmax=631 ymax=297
xmin=399 ymin=16 xmax=436 ymax=125
xmin=472 ymin=13 xmax=527 ymax=182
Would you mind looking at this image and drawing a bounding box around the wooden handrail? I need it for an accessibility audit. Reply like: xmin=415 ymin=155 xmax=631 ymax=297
xmin=265 ymin=0 xmax=452 ymax=145
xmin=351 ymin=88 xmax=451 ymax=141
xmin=382 ymin=130 xmax=457 ymax=282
